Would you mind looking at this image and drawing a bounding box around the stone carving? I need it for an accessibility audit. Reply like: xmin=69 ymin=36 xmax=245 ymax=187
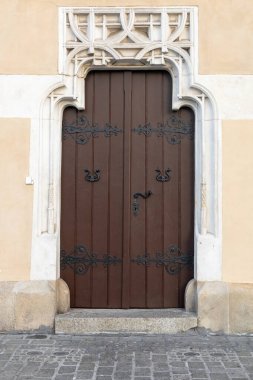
xmin=60 ymin=8 xmax=192 ymax=71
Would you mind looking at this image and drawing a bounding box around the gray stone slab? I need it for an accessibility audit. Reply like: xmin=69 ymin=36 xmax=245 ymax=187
xmin=55 ymin=309 xmax=197 ymax=334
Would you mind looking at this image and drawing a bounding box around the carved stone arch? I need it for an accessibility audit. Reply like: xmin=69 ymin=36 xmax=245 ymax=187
xmin=30 ymin=7 xmax=221 ymax=286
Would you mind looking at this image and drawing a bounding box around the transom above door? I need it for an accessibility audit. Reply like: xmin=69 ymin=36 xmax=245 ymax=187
xmin=60 ymin=70 xmax=194 ymax=308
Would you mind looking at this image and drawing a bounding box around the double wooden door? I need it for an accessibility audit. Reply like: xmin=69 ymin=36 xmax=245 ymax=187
xmin=60 ymin=71 xmax=194 ymax=308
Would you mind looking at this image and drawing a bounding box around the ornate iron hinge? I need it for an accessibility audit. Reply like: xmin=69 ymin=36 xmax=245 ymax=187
xmin=132 ymin=115 xmax=194 ymax=144
xmin=63 ymin=116 xmax=122 ymax=145
xmin=131 ymin=245 xmax=193 ymax=275
xmin=61 ymin=245 xmax=122 ymax=275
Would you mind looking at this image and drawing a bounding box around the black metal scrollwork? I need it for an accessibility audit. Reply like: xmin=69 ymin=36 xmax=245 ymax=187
xmin=155 ymin=169 xmax=172 ymax=182
xmin=63 ymin=116 xmax=122 ymax=145
xmin=132 ymin=191 xmax=152 ymax=216
xmin=131 ymin=245 xmax=193 ymax=275
xmin=60 ymin=245 xmax=122 ymax=275
xmin=84 ymin=169 xmax=101 ymax=182
xmin=132 ymin=114 xmax=194 ymax=144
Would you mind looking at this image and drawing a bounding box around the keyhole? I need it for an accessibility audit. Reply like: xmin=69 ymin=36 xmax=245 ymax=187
xmin=133 ymin=199 xmax=139 ymax=216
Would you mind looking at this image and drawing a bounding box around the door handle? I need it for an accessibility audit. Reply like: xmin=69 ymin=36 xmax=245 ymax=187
xmin=133 ymin=191 xmax=152 ymax=200
xmin=133 ymin=191 xmax=152 ymax=216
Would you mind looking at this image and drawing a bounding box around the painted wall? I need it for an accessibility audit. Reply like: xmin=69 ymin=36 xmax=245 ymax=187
xmin=0 ymin=0 xmax=253 ymax=75
xmin=0 ymin=119 xmax=32 ymax=281
xmin=222 ymin=120 xmax=253 ymax=283
xmin=0 ymin=2 xmax=253 ymax=284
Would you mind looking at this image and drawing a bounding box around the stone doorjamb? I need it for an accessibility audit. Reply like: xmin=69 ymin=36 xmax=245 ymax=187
xmin=29 ymin=7 xmax=222 ymax=287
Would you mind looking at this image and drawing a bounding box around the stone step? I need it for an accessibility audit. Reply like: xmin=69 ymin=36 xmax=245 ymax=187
xmin=55 ymin=309 xmax=197 ymax=334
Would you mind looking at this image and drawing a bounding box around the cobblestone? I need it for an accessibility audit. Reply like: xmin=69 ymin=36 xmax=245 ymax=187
xmin=0 ymin=331 xmax=252 ymax=379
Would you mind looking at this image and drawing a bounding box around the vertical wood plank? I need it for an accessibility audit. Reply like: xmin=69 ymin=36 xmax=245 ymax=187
xmin=145 ymin=72 xmax=164 ymax=308
xmin=162 ymin=73 xmax=180 ymax=307
xmin=122 ymin=71 xmax=132 ymax=308
xmin=91 ymin=71 xmax=110 ymax=307
xmin=74 ymin=74 xmax=94 ymax=307
xmin=108 ymin=72 xmax=125 ymax=307
xmin=129 ymin=72 xmax=146 ymax=307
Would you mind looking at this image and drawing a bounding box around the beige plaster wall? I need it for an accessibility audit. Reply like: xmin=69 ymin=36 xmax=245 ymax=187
xmin=0 ymin=0 xmax=253 ymax=75
xmin=0 ymin=119 xmax=32 ymax=281
xmin=222 ymin=120 xmax=253 ymax=283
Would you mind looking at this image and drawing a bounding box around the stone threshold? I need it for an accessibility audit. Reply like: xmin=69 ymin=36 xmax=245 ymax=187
xmin=55 ymin=308 xmax=197 ymax=334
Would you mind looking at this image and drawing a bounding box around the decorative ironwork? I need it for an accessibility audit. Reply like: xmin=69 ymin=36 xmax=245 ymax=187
xmin=155 ymin=168 xmax=172 ymax=182
xmin=131 ymin=245 xmax=193 ymax=275
xmin=132 ymin=115 xmax=194 ymax=144
xmin=132 ymin=191 xmax=152 ymax=216
xmin=63 ymin=116 xmax=122 ymax=145
xmin=61 ymin=245 xmax=122 ymax=275
xmin=84 ymin=169 xmax=101 ymax=182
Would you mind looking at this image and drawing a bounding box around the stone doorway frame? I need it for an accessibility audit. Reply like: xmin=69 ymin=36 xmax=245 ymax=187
xmin=30 ymin=7 xmax=222 ymax=301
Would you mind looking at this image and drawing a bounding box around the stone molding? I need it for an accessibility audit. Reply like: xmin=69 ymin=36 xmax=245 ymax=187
xmin=30 ymin=7 xmax=222 ymax=282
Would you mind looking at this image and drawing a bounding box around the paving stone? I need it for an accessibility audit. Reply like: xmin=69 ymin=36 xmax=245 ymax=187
xmin=206 ymin=363 xmax=224 ymax=369
xmin=99 ymin=360 xmax=115 ymax=366
xmin=243 ymin=366 xmax=253 ymax=373
xmin=238 ymin=357 xmax=253 ymax=365
xmin=36 ymin=368 xmax=57 ymax=377
xmin=0 ymin=332 xmax=251 ymax=380
xmin=210 ymin=375 xmax=230 ymax=380
xmin=58 ymin=365 xmax=77 ymax=373
xmin=41 ymin=361 xmax=59 ymax=369
xmin=152 ymin=354 xmax=168 ymax=362
xmin=96 ymin=366 xmax=114 ymax=375
xmin=114 ymin=372 xmax=131 ymax=380
xmin=135 ymin=367 xmax=151 ymax=376
xmin=136 ymin=359 xmax=152 ymax=366
xmin=226 ymin=369 xmax=249 ymax=378
xmin=172 ymin=361 xmax=188 ymax=368
xmin=188 ymin=362 xmax=205 ymax=369
xmin=76 ymin=370 xmax=94 ymax=379
xmin=153 ymin=363 xmax=170 ymax=371
xmin=114 ymin=370 xmax=132 ymax=377
xmin=153 ymin=372 xmax=171 ymax=379
xmin=172 ymin=367 xmax=189 ymax=374
xmin=190 ymin=370 xmax=208 ymax=378
xmin=78 ymin=363 xmax=96 ymax=370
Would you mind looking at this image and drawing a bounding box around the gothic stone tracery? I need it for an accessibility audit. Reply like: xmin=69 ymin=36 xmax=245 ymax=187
xmin=61 ymin=8 xmax=194 ymax=72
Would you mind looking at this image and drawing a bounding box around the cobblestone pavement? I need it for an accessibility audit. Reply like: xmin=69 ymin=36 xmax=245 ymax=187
xmin=0 ymin=330 xmax=253 ymax=380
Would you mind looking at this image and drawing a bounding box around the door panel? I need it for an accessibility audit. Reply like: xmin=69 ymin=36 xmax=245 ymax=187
xmin=61 ymin=70 xmax=194 ymax=308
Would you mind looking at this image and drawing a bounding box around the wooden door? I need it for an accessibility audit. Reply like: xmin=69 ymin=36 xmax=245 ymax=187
xmin=60 ymin=71 xmax=194 ymax=308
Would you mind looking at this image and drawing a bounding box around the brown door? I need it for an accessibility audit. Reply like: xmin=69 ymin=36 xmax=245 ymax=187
xmin=60 ymin=71 xmax=194 ymax=308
